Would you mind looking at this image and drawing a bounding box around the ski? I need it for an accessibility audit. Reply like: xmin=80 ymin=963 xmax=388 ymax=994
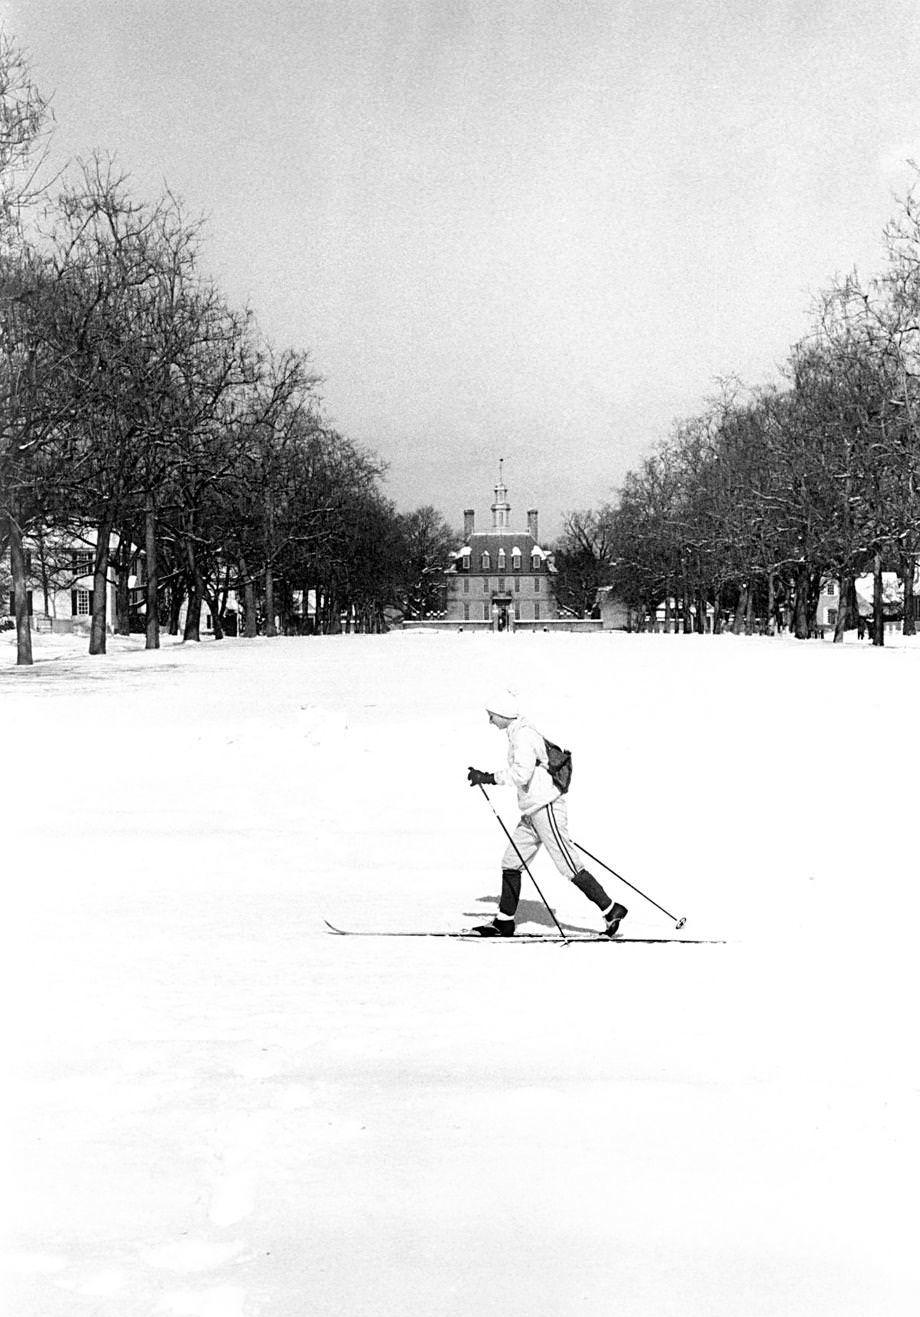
xmin=324 ymin=920 xmax=725 ymax=943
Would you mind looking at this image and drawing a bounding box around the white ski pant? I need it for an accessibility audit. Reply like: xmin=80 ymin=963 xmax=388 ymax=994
xmin=501 ymin=798 xmax=582 ymax=878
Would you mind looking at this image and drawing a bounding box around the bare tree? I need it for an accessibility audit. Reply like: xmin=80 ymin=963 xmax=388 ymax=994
xmin=395 ymin=505 xmax=457 ymax=620
xmin=0 ymin=32 xmax=50 ymax=665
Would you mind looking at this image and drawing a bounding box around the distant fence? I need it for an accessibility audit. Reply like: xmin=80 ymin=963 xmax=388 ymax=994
xmin=399 ymin=619 xmax=605 ymax=634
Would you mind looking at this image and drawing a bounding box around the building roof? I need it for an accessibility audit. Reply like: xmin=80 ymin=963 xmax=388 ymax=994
xmin=450 ymin=531 xmax=551 ymax=569
xmin=452 ymin=533 xmax=544 ymax=556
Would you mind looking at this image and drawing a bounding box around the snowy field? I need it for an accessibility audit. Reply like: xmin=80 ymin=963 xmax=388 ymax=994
xmin=1 ymin=627 xmax=917 ymax=1316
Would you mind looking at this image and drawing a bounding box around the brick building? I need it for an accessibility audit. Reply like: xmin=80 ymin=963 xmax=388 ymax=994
xmin=445 ymin=466 xmax=556 ymax=628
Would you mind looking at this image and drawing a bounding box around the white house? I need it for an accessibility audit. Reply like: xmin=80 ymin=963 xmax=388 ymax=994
xmin=816 ymin=573 xmax=907 ymax=631
xmin=3 ymin=528 xmax=120 ymax=634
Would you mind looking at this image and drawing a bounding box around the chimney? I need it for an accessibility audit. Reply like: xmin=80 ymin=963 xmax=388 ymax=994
xmin=463 ymin=509 xmax=474 ymax=540
xmin=527 ymin=509 xmax=538 ymax=542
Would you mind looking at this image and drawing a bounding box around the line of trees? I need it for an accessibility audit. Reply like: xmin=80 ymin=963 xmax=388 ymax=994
xmin=0 ymin=32 xmax=457 ymax=666
xmin=552 ymin=182 xmax=920 ymax=646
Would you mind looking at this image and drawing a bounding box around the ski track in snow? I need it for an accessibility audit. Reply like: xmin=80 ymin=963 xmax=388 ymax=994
xmin=1 ymin=628 xmax=918 ymax=1316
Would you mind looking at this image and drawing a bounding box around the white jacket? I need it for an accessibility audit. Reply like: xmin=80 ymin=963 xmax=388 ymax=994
xmin=495 ymin=716 xmax=560 ymax=816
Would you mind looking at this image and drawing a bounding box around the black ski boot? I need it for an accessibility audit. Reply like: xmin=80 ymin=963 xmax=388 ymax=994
xmin=602 ymin=902 xmax=628 ymax=937
xmin=471 ymin=870 xmax=521 ymax=936
xmin=471 ymin=917 xmax=515 ymax=937
xmin=573 ymin=868 xmax=620 ymax=932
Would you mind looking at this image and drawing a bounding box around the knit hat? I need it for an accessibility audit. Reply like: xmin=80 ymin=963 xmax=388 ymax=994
xmin=484 ymin=686 xmax=521 ymax=719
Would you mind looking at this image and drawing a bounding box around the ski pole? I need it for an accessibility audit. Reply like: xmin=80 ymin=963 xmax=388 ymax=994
xmin=478 ymin=785 xmax=569 ymax=942
xmin=571 ymin=839 xmax=687 ymax=929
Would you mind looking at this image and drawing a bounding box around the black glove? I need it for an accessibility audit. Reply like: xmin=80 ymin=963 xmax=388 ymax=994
xmin=467 ymin=767 xmax=496 ymax=787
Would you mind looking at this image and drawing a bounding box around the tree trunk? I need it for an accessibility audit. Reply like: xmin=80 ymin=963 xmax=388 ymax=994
xmin=766 ymin=573 xmax=775 ymax=636
xmin=145 ymin=496 xmax=159 ymax=650
xmin=265 ymin=563 xmax=277 ymax=637
xmin=900 ymin=552 xmax=916 ymax=636
xmin=183 ymin=530 xmax=203 ymax=642
xmin=114 ymin=540 xmax=131 ymax=636
xmin=846 ymin=578 xmax=860 ymax=638
xmin=206 ymin=588 xmax=224 ymax=640
xmin=168 ymin=583 xmax=182 ymax=636
xmin=305 ymin=579 xmax=317 ymax=634
xmin=833 ymin=572 xmax=852 ymax=643
xmin=872 ymin=552 xmax=885 ymax=647
xmin=277 ymin=576 xmax=294 ymax=634
xmin=238 ymin=554 xmax=257 ymax=637
xmin=8 ymin=510 xmax=33 ymax=666
xmin=694 ymin=587 xmax=706 ymax=633
xmin=244 ymin=578 xmax=257 ymax=637
xmin=744 ymin=585 xmax=754 ymax=636
xmin=216 ymin=564 xmax=232 ymax=636
xmin=89 ymin=521 xmax=112 ymax=655
xmin=807 ymin=569 xmax=822 ymax=638
xmin=36 ymin=529 xmax=51 ymax=618
xmin=184 ymin=573 xmax=202 ymax=642
xmin=793 ymin=565 xmax=809 ymax=640
xmin=732 ymin=585 xmax=748 ymax=635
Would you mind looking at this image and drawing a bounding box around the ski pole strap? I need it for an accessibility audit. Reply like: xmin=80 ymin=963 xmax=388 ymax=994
xmin=571 ymin=839 xmax=680 ymax=924
xmin=477 ymin=785 xmax=568 ymax=942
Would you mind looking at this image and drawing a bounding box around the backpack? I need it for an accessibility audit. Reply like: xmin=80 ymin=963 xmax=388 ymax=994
xmin=543 ymin=738 xmax=573 ymax=794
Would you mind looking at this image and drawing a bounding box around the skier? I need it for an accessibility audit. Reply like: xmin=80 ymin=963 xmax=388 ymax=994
xmin=466 ymin=688 xmax=628 ymax=938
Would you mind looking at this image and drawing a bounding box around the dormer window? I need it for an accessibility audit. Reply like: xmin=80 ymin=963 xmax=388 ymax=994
xmin=461 ymin=553 xmax=470 ymax=572
xmin=481 ymin=551 xmax=491 ymax=571
xmin=531 ymin=551 xmax=540 ymax=571
xmin=512 ymin=548 xmax=521 ymax=571
xmin=498 ymin=548 xmax=506 ymax=570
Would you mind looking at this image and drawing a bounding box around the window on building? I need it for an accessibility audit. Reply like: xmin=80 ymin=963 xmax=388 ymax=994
xmin=71 ymin=550 xmax=93 ymax=576
xmin=534 ymin=602 xmax=541 ymax=621
xmin=498 ymin=549 xmax=506 ymax=569
xmin=534 ymin=576 xmax=540 ymax=592
xmin=531 ymin=552 xmax=540 ymax=571
xmin=74 ymin=589 xmax=91 ymax=616
xmin=463 ymin=603 xmax=470 ymax=621
xmin=827 ymin=609 xmax=838 ymax=627
xmin=512 ymin=549 xmax=521 ymax=571
xmin=515 ymin=577 xmax=520 ymax=592
xmin=827 ymin=581 xmax=837 ymax=597
xmin=498 ymin=577 xmax=505 ymax=592
xmin=481 ymin=552 xmax=490 ymax=570
xmin=462 ymin=554 xmax=470 ymax=571
xmin=463 ymin=577 xmax=469 ymax=593
xmin=483 ymin=577 xmax=489 ymax=593
xmin=482 ymin=602 xmax=490 ymax=621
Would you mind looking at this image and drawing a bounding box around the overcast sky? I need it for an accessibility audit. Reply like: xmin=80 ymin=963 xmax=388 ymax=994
xmin=5 ymin=0 xmax=920 ymax=539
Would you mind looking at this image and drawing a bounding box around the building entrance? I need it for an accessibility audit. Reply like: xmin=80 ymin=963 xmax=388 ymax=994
xmin=491 ymin=596 xmax=514 ymax=632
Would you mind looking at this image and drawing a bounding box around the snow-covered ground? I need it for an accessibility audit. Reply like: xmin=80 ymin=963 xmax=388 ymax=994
xmin=1 ymin=627 xmax=916 ymax=1316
